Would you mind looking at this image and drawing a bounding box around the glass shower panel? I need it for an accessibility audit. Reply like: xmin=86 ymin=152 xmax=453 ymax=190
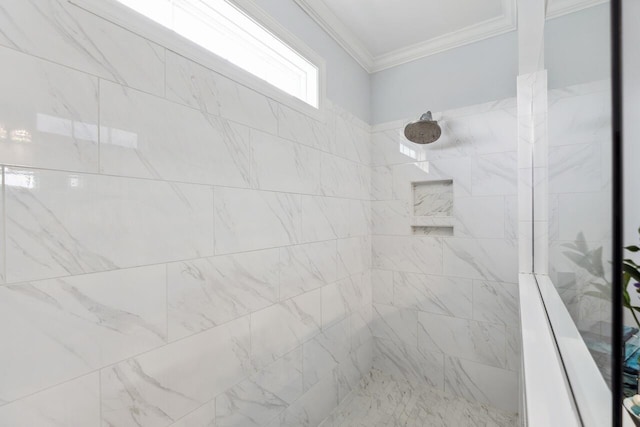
xmin=545 ymin=2 xmax=613 ymax=386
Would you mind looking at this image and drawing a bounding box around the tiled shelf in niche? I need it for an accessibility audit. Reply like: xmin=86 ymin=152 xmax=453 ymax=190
xmin=411 ymin=225 xmax=454 ymax=236
xmin=412 ymin=179 xmax=453 ymax=217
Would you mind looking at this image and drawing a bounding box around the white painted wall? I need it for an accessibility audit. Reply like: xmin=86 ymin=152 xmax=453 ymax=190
xmin=545 ymin=4 xmax=611 ymax=90
xmin=369 ymin=4 xmax=610 ymax=126
xmin=370 ymin=31 xmax=518 ymax=125
xmin=251 ymin=0 xmax=371 ymax=123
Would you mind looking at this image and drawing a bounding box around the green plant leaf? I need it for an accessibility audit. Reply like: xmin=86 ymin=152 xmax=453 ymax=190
xmin=624 ymin=263 xmax=640 ymax=282
xmin=626 ymin=245 xmax=640 ymax=252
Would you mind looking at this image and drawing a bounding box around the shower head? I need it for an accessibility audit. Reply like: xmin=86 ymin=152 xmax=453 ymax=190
xmin=404 ymin=111 xmax=441 ymax=144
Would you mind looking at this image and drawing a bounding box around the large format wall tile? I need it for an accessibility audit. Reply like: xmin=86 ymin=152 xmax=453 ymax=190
xmin=442 ymin=238 xmax=518 ymax=283
xmin=444 ymin=356 xmax=518 ymax=412
xmin=165 ymin=51 xmax=222 ymax=116
xmin=169 ymin=402 xmax=216 ymax=427
xmin=373 ymin=337 xmax=444 ymax=389
xmin=418 ymin=312 xmax=507 ymax=369
xmin=0 ymin=0 xmax=165 ymax=95
xmin=251 ymin=289 xmax=322 ymax=369
xmin=280 ymin=241 xmax=337 ymax=300
xmin=214 ymin=187 xmax=301 ymax=254
xmin=0 ymin=266 xmax=166 ymax=403
xmin=216 ymin=348 xmax=303 ymax=427
xmin=0 ymin=373 xmax=99 ymax=427
xmin=167 ymin=249 xmax=280 ymax=341
xmin=372 ymin=236 xmax=443 ymax=275
xmin=5 ymin=168 xmax=214 ymax=283
xmin=100 ymin=81 xmax=251 ymax=187
xmin=277 ymin=104 xmax=335 ymax=153
xmin=393 ymin=272 xmax=472 ymax=319
xmin=300 ymin=196 xmax=347 ymax=242
xmin=101 ymin=317 xmax=252 ymax=427
xmin=250 ymin=130 xmax=321 ymax=194
xmin=0 ymin=47 xmax=99 ymax=172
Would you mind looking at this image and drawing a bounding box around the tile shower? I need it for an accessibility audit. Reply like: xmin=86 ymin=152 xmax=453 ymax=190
xmin=0 ymin=1 xmax=522 ymax=426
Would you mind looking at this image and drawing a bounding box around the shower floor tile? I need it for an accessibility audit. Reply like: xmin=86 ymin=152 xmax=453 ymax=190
xmin=321 ymin=370 xmax=517 ymax=427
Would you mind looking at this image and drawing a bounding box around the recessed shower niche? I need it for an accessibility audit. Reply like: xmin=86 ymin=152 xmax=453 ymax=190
xmin=411 ymin=179 xmax=454 ymax=236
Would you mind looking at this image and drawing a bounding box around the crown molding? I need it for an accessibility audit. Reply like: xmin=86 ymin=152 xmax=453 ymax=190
xmin=293 ymin=0 xmax=517 ymax=73
xmin=545 ymin=0 xmax=608 ymax=19
xmin=294 ymin=0 xmax=608 ymax=74
xmin=291 ymin=0 xmax=374 ymax=71
xmin=371 ymin=0 xmax=517 ymax=72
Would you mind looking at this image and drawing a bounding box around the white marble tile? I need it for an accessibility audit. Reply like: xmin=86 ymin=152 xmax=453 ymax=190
xmin=169 ymin=402 xmax=216 ymax=427
xmin=350 ymin=305 xmax=373 ymax=349
xmin=505 ymin=196 xmax=519 ymax=240
xmin=506 ymin=326 xmax=521 ymax=372
xmin=0 ymin=266 xmax=166 ymax=403
xmin=413 ymin=181 xmax=453 ymax=216
xmin=443 ymin=238 xmax=518 ymax=283
xmin=372 ymin=236 xmax=443 ymax=275
xmin=471 ymin=152 xmax=518 ymax=196
xmin=101 ymin=316 xmax=252 ymax=427
xmin=250 ymin=129 xmax=321 ymax=194
xmin=251 ymin=289 xmax=321 ymax=368
xmin=337 ymin=236 xmax=370 ymax=279
xmin=277 ymin=103 xmax=335 ymax=153
xmin=167 ymin=249 xmax=280 ymax=341
xmin=454 ymin=196 xmax=506 ymax=238
xmin=372 ymin=304 xmax=417 ymax=348
xmin=373 ymin=338 xmax=444 ymax=389
xmin=323 ymin=274 xmax=370 ymax=329
xmin=165 ymin=51 xmax=221 ymax=116
xmin=0 ymin=373 xmax=99 ymax=427
xmin=418 ymin=312 xmax=507 ymax=369
xmin=0 ymin=46 xmax=99 ymax=172
xmin=5 ymin=168 xmax=214 ymax=283
xmin=371 ymin=269 xmax=393 ymax=305
xmin=214 ymin=187 xmax=301 ymax=254
xmin=371 ymin=166 xmax=393 ymax=200
xmin=0 ymin=0 xmax=165 ymax=95
xmin=548 ymin=142 xmax=602 ymax=193
xmin=300 ymin=196 xmax=347 ymax=243
xmin=279 ymin=371 xmax=339 ymax=427
xmin=320 ymin=153 xmax=367 ymax=200
xmin=303 ymin=318 xmax=351 ymax=390
xmin=444 ymin=356 xmax=518 ymax=412
xmin=100 ymin=81 xmax=251 ymax=187
xmin=212 ymin=72 xmax=278 ymax=135
xmin=216 ymin=348 xmax=303 ymax=427
xmin=473 ymin=281 xmax=519 ymax=327
xmin=392 ymin=158 xmax=473 ymax=200
xmin=371 ymin=128 xmax=428 ymax=166
xmin=334 ymin=110 xmax=371 ymax=165
xmin=321 ymin=282 xmax=348 ymax=328
xmin=347 ymin=199 xmax=371 ymax=238
xmin=280 ymin=241 xmax=337 ymax=300
xmin=336 ymin=340 xmax=374 ymax=400
xmin=394 ymin=272 xmax=472 ymax=319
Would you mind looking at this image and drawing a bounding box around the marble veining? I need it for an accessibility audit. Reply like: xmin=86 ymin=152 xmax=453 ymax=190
xmin=320 ymin=369 xmax=517 ymax=427
xmin=413 ymin=180 xmax=453 ymax=217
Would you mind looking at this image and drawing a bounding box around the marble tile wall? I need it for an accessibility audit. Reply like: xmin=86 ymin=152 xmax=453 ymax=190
xmin=370 ymin=99 xmax=521 ymax=413
xmin=546 ymin=80 xmax=613 ymax=338
xmin=0 ymin=1 xmax=373 ymax=426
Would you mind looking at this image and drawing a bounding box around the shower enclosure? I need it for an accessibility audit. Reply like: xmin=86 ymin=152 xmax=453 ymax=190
xmin=0 ymin=0 xmax=629 ymax=426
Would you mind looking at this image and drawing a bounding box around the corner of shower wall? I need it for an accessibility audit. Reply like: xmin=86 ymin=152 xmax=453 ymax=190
xmin=368 ymin=98 xmax=521 ymax=414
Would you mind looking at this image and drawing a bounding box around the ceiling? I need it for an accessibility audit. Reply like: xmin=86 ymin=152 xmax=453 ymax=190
xmin=292 ymin=0 xmax=608 ymax=73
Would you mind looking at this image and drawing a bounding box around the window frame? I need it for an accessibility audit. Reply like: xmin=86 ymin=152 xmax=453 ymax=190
xmin=69 ymin=0 xmax=327 ymax=120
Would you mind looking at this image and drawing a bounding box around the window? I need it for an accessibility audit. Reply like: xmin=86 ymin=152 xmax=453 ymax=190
xmin=114 ymin=0 xmax=320 ymax=108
